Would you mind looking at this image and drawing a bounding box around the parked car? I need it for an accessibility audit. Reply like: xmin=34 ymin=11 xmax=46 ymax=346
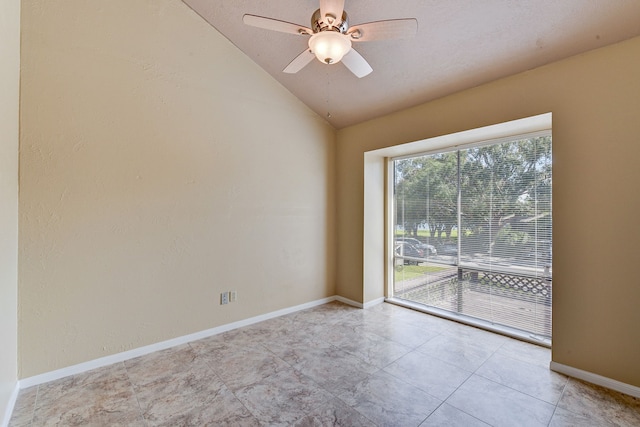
xmin=395 ymin=237 xmax=437 ymax=256
xmin=394 ymin=242 xmax=425 ymax=265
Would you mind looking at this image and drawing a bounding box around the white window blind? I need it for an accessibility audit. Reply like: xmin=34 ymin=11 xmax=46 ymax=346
xmin=459 ymin=138 xmax=552 ymax=276
xmin=392 ymin=134 xmax=552 ymax=339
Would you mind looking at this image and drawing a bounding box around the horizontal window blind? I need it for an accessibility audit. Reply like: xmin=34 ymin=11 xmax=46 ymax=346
xmin=393 ymin=135 xmax=552 ymax=339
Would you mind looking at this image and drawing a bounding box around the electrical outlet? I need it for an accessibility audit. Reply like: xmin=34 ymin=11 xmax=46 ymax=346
xmin=230 ymin=290 xmax=237 ymax=302
xmin=220 ymin=292 xmax=229 ymax=305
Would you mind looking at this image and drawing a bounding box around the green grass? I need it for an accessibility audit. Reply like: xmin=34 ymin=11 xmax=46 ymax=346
xmin=394 ymin=264 xmax=447 ymax=281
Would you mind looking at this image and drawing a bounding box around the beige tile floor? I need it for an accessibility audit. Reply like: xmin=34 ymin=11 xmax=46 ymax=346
xmin=9 ymin=301 xmax=640 ymax=426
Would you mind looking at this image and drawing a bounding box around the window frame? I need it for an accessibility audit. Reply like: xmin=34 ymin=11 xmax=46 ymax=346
xmin=381 ymin=118 xmax=552 ymax=346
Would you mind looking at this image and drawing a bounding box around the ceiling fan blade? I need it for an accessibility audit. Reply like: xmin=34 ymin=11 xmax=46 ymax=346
xmin=319 ymin=0 xmax=345 ymax=27
xmin=283 ymin=49 xmax=316 ymax=74
xmin=243 ymin=14 xmax=312 ymax=36
xmin=341 ymin=48 xmax=373 ymax=78
xmin=348 ymin=19 xmax=418 ymax=42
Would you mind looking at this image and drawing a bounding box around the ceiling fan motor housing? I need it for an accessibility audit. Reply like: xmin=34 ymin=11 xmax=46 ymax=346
xmin=312 ymin=8 xmax=349 ymax=34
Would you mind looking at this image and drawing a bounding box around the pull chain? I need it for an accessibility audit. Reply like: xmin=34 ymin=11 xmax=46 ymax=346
xmin=326 ymin=71 xmax=331 ymax=119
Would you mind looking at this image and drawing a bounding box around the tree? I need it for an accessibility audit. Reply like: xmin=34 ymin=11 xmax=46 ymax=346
xmin=394 ymin=136 xmax=552 ymax=261
xmin=459 ymin=137 xmax=552 ymax=259
xmin=394 ymin=152 xmax=458 ymax=240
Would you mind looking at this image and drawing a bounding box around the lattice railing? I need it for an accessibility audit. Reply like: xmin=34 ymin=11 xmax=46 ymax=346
xmin=458 ymin=268 xmax=552 ymax=303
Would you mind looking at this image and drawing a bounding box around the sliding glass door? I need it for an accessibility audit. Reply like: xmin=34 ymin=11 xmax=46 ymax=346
xmin=392 ymin=134 xmax=552 ymax=340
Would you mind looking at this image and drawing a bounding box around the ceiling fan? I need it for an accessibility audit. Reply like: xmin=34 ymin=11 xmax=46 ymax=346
xmin=243 ymin=0 xmax=418 ymax=78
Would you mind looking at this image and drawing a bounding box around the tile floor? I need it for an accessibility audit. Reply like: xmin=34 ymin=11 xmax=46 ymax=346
xmin=8 ymin=301 xmax=640 ymax=426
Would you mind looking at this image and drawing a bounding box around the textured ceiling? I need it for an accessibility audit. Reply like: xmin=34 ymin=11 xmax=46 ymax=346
xmin=182 ymin=0 xmax=640 ymax=129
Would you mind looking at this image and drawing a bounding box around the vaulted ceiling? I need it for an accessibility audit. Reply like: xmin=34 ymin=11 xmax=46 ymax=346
xmin=182 ymin=0 xmax=640 ymax=128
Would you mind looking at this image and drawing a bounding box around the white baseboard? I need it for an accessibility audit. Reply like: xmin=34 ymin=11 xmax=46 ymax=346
xmin=334 ymin=295 xmax=363 ymax=308
xmin=363 ymin=297 xmax=385 ymax=309
xmin=550 ymin=361 xmax=640 ymax=398
xmin=1 ymin=382 xmax=20 ymax=427
xmin=334 ymin=295 xmax=385 ymax=309
xmin=19 ymin=295 xmax=339 ymax=389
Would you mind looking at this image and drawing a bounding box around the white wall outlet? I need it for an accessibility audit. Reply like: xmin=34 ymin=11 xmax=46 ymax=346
xmin=230 ymin=290 xmax=237 ymax=302
xmin=220 ymin=291 xmax=229 ymax=305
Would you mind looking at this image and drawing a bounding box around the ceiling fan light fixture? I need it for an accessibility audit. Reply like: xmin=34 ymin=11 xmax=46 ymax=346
xmin=308 ymin=31 xmax=351 ymax=64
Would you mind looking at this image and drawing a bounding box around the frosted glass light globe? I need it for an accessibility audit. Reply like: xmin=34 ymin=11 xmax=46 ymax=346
xmin=308 ymin=32 xmax=351 ymax=64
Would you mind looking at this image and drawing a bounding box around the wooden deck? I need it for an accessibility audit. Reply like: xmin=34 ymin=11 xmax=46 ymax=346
xmin=394 ymin=272 xmax=552 ymax=338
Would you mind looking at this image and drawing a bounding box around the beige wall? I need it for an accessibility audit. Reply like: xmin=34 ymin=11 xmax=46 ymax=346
xmin=0 ymin=0 xmax=20 ymax=417
xmin=19 ymin=0 xmax=336 ymax=377
xmin=337 ymin=36 xmax=640 ymax=387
